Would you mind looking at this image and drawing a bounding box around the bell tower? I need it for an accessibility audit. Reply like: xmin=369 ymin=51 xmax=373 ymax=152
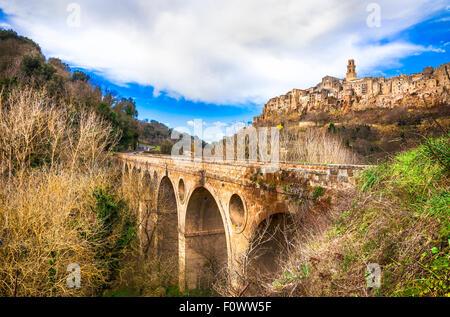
xmin=346 ymin=59 xmax=357 ymax=82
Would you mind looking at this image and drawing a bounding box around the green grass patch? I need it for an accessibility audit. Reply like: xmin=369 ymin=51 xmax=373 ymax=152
xmin=357 ymin=134 xmax=449 ymax=296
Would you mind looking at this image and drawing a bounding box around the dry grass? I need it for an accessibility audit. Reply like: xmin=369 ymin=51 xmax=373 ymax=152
xmin=0 ymin=170 xmax=113 ymax=296
xmin=281 ymin=127 xmax=363 ymax=164
xmin=0 ymin=87 xmax=120 ymax=180
xmin=0 ymin=87 xmax=135 ymax=297
xmin=254 ymin=137 xmax=449 ymax=297
xmin=263 ymin=190 xmax=446 ymax=297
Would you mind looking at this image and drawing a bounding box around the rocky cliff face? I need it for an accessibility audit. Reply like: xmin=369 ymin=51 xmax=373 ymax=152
xmin=254 ymin=62 xmax=450 ymax=127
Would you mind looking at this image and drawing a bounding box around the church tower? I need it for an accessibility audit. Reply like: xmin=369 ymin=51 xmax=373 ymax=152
xmin=346 ymin=59 xmax=357 ymax=82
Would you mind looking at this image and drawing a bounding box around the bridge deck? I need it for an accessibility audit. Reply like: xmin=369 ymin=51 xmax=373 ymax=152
xmin=117 ymin=153 xmax=372 ymax=170
xmin=117 ymin=153 xmax=372 ymax=191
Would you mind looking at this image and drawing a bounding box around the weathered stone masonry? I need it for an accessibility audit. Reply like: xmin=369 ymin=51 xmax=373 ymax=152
xmin=116 ymin=153 xmax=370 ymax=291
xmin=254 ymin=60 xmax=450 ymax=126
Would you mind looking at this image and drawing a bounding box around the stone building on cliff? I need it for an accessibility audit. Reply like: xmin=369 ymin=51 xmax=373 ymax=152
xmin=253 ymin=60 xmax=450 ymax=126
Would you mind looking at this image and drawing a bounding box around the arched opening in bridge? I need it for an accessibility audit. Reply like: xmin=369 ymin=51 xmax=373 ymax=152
xmin=185 ymin=187 xmax=227 ymax=291
xmin=247 ymin=213 xmax=295 ymax=289
xmin=122 ymin=165 xmax=139 ymax=199
xmin=123 ymin=164 xmax=135 ymax=183
xmin=152 ymin=177 xmax=178 ymax=277
xmin=139 ymin=171 xmax=153 ymax=253
xmin=229 ymin=194 xmax=245 ymax=231
xmin=178 ymin=179 xmax=185 ymax=203
xmin=141 ymin=171 xmax=152 ymax=200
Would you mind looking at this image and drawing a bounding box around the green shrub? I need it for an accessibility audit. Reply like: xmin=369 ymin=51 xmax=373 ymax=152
xmin=89 ymin=187 xmax=136 ymax=293
xmin=72 ymin=70 xmax=90 ymax=82
xmin=161 ymin=139 xmax=173 ymax=155
xmin=312 ymin=186 xmax=325 ymax=201
xmin=359 ymin=135 xmax=449 ymax=296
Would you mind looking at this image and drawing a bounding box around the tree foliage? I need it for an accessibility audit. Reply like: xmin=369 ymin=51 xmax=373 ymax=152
xmin=0 ymin=28 xmax=143 ymax=151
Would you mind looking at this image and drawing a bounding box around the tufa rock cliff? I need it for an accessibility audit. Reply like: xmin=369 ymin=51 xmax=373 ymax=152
xmin=253 ymin=60 xmax=450 ymax=127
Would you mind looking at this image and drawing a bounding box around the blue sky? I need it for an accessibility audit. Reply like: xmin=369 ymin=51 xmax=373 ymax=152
xmin=375 ymin=10 xmax=450 ymax=78
xmin=73 ymin=70 xmax=261 ymax=129
xmin=0 ymin=1 xmax=449 ymax=138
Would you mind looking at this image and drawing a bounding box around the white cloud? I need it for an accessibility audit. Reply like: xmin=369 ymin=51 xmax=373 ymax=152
xmin=0 ymin=22 xmax=11 ymax=29
xmin=178 ymin=120 xmax=251 ymax=142
xmin=433 ymin=17 xmax=450 ymax=22
xmin=0 ymin=0 xmax=446 ymax=105
xmin=214 ymin=121 xmax=228 ymax=128
xmin=187 ymin=120 xmax=206 ymax=127
xmin=202 ymin=126 xmax=225 ymax=143
xmin=426 ymin=46 xmax=446 ymax=53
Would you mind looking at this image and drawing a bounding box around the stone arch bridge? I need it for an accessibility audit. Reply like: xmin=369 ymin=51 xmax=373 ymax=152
xmin=116 ymin=153 xmax=369 ymax=292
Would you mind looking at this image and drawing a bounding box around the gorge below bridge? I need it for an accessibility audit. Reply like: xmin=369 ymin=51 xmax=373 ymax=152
xmin=116 ymin=153 xmax=370 ymax=292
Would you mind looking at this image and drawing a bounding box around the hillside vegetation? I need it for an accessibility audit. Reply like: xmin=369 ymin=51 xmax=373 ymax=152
xmin=275 ymin=109 xmax=450 ymax=165
xmin=257 ymin=134 xmax=449 ymax=297
xmin=0 ymin=86 xmax=136 ymax=296
xmin=137 ymin=120 xmax=173 ymax=147
xmin=0 ymin=29 xmax=172 ymax=151
xmin=0 ymin=30 xmax=174 ymax=297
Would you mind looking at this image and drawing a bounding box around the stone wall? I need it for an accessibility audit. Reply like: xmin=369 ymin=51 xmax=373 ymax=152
xmin=116 ymin=153 xmax=371 ymax=291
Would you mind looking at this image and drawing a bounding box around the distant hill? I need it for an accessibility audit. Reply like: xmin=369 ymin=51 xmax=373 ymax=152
xmin=137 ymin=120 xmax=173 ymax=146
xmin=0 ymin=29 xmax=176 ymax=152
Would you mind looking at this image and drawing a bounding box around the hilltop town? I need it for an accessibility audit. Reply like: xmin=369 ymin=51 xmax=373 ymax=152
xmin=254 ymin=60 xmax=450 ymax=126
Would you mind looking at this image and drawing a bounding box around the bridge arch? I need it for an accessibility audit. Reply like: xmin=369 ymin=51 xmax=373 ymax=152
xmin=128 ymin=162 xmax=135 ymax=174
xmin=183 ymin=185 xmax=231 ymax=291
xmin=247 ymin=212 xmax=294 ymax=282
xmin=150 ymin=176 xmax=179 ymax=279
xmin=178 ymin=178 xmax=186 ymax=204
xmin=139 ymin=169 xmax=153 ymax=204
xmin=123 ymin=162 xmax=132 ymax=175
xmin=228 ymin=193 xmax=247 ymax=234
xmin=138 ymin=170 xmax=153 ymax=253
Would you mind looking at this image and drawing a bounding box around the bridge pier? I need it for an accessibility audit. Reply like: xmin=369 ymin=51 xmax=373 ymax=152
xmin=178 ymin=231 xmax=187 ymax=293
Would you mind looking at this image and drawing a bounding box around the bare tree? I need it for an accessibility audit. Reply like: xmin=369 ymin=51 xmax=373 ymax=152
xmin=280 ymin=127 xmax=362 ymax=164
xmin=213 ymin=211 xmax=306 ymax=297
